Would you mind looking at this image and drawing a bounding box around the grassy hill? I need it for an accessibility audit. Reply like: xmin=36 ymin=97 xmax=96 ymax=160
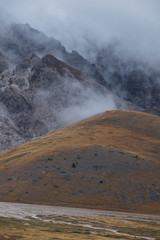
xmin=0 ymin=110 xmax=160 ymax=214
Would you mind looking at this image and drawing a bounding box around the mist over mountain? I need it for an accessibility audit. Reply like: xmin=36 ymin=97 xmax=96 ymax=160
xmin=0 ymin=1 xmax=160 ymax=152
xmin=0 ymin=22 xmax=159 ymax=111
xmin=0 ymin=42 xmax=127 ymax=151
xmin=94 ymin=44 xmax=160 ymax=110
xmin=1 ymin=0 xmax=160 ymax=63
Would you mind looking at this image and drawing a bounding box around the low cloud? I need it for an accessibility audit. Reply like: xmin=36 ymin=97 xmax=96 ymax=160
xmin=33 ymin=75 xmax=118 ymax=130
xmin=58 ymin=89 xmax=117 ymax=126
xmin=0 ymin=0 xmax=160 ymax=65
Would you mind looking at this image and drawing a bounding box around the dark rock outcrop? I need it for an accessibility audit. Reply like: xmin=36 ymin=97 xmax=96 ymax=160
xmin=0 ymin=52 xmax=9 ymax=73
xmin=95 ymin=46 xmax=160 ymax=112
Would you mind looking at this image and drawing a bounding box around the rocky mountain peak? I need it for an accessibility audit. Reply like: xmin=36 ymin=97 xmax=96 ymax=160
xmin=0 ymin=23 xmax=105 ymax=85
xmin=42 ymin=54 xmax=84 ymax=79
xmin=0 ymin=52 xmax=117 ymax=152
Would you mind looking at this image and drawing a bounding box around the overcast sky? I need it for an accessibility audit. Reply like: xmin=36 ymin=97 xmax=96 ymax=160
xmin=0 ymin=0 xmax=160 ymax=63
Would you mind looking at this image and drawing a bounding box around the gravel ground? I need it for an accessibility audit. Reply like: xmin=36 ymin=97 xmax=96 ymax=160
xmin=0 ymin=202 xmax=159 ymax=222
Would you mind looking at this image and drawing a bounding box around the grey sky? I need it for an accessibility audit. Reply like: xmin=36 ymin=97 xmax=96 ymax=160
xmin=0 ymin=0 xmax=159 ymax=63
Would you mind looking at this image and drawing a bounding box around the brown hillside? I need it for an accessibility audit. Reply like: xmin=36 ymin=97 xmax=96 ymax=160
xmin=0 ymin=110 xmax=160 ymax=214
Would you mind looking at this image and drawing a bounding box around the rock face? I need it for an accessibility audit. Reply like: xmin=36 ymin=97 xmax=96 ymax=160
xmin=0 ymin=52 xmax=9 ymax=73
xmin=0 ymin=23 xmax=160 ymax=112
xmin=0 ymin=23 xmax=104 ymax=84
xmin=95 ymin=46 xmax=160 ymax=111
xmin=0 ymin=53 xmax=121 ymax=152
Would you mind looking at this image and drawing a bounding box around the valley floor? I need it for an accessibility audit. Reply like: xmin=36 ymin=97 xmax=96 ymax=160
xmin=0 ymin=202 xmax=159 ymax=240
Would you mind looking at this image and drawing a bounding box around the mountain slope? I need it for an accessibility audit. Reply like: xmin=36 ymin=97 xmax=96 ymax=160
xmin=0 ymin=110 xmax=159 ymax=214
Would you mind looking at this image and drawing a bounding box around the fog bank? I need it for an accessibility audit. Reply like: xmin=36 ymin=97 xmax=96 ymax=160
xmin=0 ymin=0 xmax=160 ymax=64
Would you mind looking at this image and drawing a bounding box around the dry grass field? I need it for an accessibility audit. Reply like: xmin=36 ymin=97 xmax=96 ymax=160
xmin=0 ymin=110 xmax=160 ymax=213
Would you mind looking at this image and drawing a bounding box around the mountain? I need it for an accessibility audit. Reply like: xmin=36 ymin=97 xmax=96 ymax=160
xmin=0 ymin=53 xmax=127 ymax=152
xmin=0 ymin=23 xmax=105 ymax=86
xmin=0 ymin=110 xmax=159 ymax=214
xmin=1 ymin=23 xmax=160 ymax=113
xmin=0 ymin=22 xmax=159 ymax=152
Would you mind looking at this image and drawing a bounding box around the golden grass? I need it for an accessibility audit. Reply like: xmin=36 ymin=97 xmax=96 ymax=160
xmin=0 ymin=110 xmax=160 ymax=213
xmin=0 ymin=213 xmax=159 ymax=240
xmin=0 ymin=110 xmax=160 ymax=164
